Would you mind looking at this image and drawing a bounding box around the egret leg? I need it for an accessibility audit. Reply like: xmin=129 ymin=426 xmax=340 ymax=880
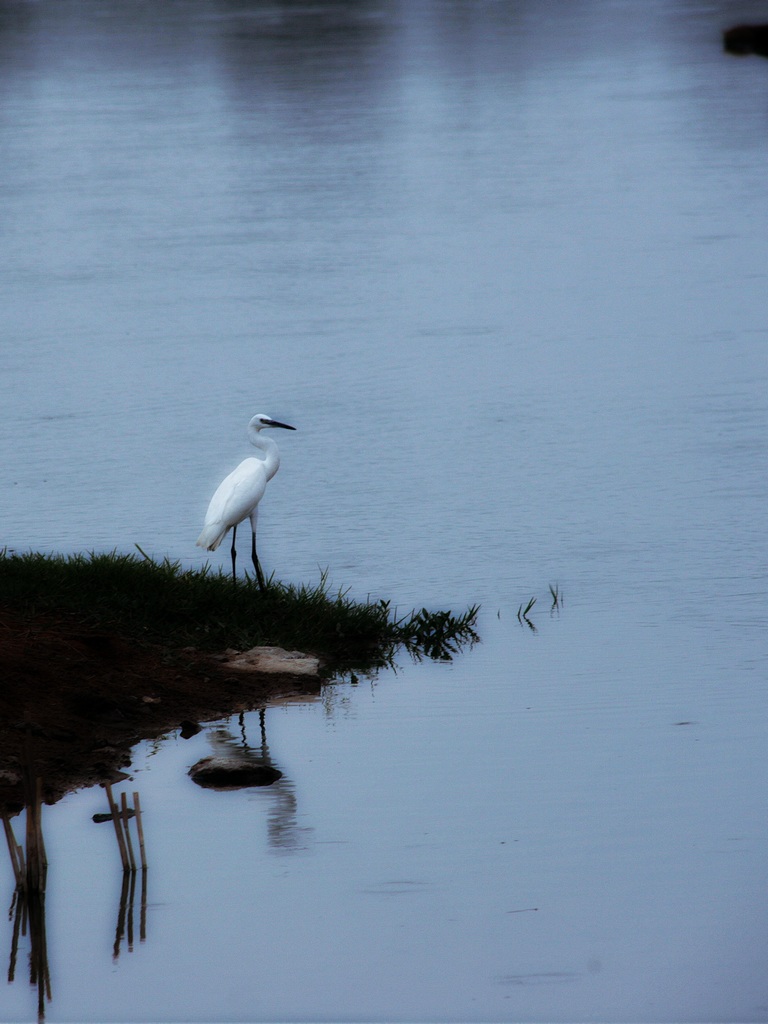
xmin=230 ymin=524 xmax=237 ymax=581
xmin=251 ymin=530 xmax=266 ymax=592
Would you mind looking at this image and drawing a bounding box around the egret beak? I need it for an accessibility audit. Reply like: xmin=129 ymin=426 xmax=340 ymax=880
xmin=265 ymin=419 xmax=296 ymax=430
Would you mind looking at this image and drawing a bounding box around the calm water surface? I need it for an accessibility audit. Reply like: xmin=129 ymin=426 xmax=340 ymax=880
xmin=1 ymin=1 xmax=767 ymax=1020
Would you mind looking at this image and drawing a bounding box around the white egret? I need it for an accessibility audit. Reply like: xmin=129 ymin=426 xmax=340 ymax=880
xmin=196 ymin=414 xmax=296 ymax=588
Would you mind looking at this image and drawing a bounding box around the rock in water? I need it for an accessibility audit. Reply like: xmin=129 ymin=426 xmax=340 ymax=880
xmin=188 ymin=756 xmax=282 ymax=789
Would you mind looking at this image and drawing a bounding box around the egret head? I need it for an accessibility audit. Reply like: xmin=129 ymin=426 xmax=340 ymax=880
xmin=250 ymin=414 xmax=296 ymax=432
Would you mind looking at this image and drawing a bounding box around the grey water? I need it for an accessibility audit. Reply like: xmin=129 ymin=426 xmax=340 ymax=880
xmin=2 ymin=0 xmax=768 ymax=1020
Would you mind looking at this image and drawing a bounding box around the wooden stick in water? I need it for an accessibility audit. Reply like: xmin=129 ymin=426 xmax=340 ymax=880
xmin=25 ymin=791 xmax=40 ymax=890
xmin=139 ymin=864 xmax=148 ymax=943
xmin=133 ymin=792 xmax=147 ymax=870
xmin=127 ymin=868 xmax=137 ymax=951
xmin=35 ymin=778 xmax=47 ymax=871
xmin=120 ymin=792 xmax=136 ymax=872
xmin=113 ymin=872 xmax=130 ymax=961
xmin=2 ymin=816 xmax=23 ymax=888
xmin=15 ymin=843 xmax=26 ymax=884
xmin=8 ymin=890 xmax=21 ymax=982
xmin=104 ymin=784 xmax=129 ymax=872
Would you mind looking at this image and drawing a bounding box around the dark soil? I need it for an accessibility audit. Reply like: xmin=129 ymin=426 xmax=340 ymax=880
xmin=0 ymin=606 xmax=323 ymax=813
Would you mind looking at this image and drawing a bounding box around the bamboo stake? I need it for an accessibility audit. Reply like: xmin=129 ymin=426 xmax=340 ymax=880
xmin=35 ymin=779 xmax=47 ymax=871
xmin=132 ymin=792 xmax=147 ymax=870
xmin=139 ymin=865 xmax=147 ymax=943
xmin=15 ymin=844 xmax=25 ymax=883
xmin=127 ymin=868 xmax=137 ymax=951
xmin=25 ymin=795 xmax=39 ymax=891
xmin=120 ymin=792 xmax=136 ymax=872
xmin=8 ymin=892 xmax=21 ymax=983
xmin=2 ymin=816 xmax=23 ymax=888
xmin=16 ymin=843 xmax=26 ymax=884
xmin=113 ymin=872 xmax=130 ymax=961
xmin=104 ymin=784 xmax=129 ymax=871
xmin=42 ymin=907 xmax=52 ymax=1002
xmin=27 ymin=886 xmax=50 ymax=1014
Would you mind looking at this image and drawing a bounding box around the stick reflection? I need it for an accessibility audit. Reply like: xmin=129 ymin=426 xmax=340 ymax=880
xmin=2 ymin=776 xmax=51 ymax=1024
xmin=2 ymin=780 xmax=149 ymax=1021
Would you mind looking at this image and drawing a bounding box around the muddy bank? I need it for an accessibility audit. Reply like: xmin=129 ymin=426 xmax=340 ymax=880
xmin=0 ymin=607 xmax=324 ymax=812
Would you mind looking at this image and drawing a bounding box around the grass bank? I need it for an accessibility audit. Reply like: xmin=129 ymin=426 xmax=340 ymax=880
xmin=0 ymin=550 xmax=479 ymax=675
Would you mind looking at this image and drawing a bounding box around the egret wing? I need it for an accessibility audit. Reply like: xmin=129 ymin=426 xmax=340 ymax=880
xmin=197 ymin=458 xmax=267 ymax=550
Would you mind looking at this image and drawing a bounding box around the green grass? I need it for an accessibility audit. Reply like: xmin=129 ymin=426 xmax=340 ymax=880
xmin=0 ymin=550 xmax=479 ymax=675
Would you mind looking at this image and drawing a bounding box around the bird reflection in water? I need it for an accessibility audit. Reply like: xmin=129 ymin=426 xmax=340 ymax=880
xmin=204 ymin=708 xmax=313 ymax=853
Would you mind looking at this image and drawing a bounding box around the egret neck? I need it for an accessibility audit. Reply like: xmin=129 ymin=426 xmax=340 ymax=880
xmin=248 ymin=423 xmax=282 ymax=482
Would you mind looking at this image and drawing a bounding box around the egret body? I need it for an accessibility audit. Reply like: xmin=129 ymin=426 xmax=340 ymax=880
xmin=196 ymin=414 xmax=296 ymax=588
